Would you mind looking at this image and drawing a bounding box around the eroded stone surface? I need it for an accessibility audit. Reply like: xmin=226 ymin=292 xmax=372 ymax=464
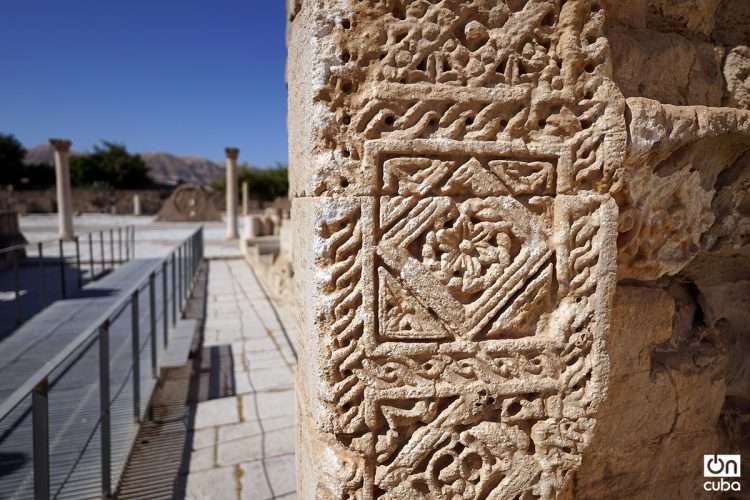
xmin=288 ymin=1 xmax=750 ymax=499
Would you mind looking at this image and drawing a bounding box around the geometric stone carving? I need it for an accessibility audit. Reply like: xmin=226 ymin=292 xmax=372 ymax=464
xmin=289 ymin=0 xmax=625 ymax=498
xmin=295 ymin=191 xmax=617 ymax=499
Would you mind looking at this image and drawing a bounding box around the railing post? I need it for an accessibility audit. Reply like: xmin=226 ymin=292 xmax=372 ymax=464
xmin=59 ymin=239 xmax=67 ymax=299
xmin=186 ymin=239 xmax=191 ymax=291
xmin=13 ymin=252 xmax=21 ymax=326
xmin=171 ymin=253 xmax=177 ymax=326
xmin=131 ymin=290 xmax=141 ymax=421
xmin=99 ymin=321 xmax=112 ymax=497
xmin=185 ymin=241 xmax=189 ymax=299
xmin=118 ymin=227 xmax=123 ymax=264
xmin=131 ymin=226 xmax=136 ymax=260
xmin=187 ymin=240 xmax=192 ymax=293
xmin=109 ymin=228 xmax=114 ymax=269
xmin=99 ymin=230 xmax=105 ymax=274
xmin=177 ymin=246 xmax=183 ymax=310
xmin=38 ymin=242 xmax=45 ymax=309
xmin=130 ymin=290 xmax=141 ymax=421
xmin=124 ymin=227 xmax=129 ymax=262
xmin=75 ymin=236 xmax=82 ymax=290
xmin=88 ymin=232 xmax=95 ymax=280
xmin=32 ymin=378 xmax=50 ymax=500
xmin=162 ymin=262 xmax=169 ymax=348
xmin=190 ymin=234 xmax=195 ymax=280
xmin=149 ymin=272 xmax=157 ymax=379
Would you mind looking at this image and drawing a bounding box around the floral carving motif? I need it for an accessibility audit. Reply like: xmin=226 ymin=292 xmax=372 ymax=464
xmin=423 ymin=212 xmax=514 ymax=295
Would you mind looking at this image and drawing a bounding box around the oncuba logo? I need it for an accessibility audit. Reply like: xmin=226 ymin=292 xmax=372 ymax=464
xmin=704 ymin=454 xmax=742 ymax=492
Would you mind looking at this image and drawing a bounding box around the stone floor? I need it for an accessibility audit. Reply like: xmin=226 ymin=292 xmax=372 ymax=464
xmin=185 ymin=259 xmax=297 ymax=500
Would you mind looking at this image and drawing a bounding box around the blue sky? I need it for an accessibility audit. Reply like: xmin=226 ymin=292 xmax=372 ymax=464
xmin=0 ymin=1 xmax=288 ymax=166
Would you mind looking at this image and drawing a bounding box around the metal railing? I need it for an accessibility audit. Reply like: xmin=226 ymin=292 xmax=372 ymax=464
xmin=0 ymin=226 xmax=136 ymax=331
xmin=0 ymin=227 xmax=204 ymax=500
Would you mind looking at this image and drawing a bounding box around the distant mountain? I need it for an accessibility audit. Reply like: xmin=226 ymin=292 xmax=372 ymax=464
xmin=141 ymin=152 xmax=225 ymax=186
xmin=23 ymin=145 xmax=228 ymax=187
xmin=24 ymin=144 xmax=59 ymax=166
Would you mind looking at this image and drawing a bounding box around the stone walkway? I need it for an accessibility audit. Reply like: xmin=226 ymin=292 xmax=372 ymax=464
xmin=185 ymin=259 xmax=297 ymax=500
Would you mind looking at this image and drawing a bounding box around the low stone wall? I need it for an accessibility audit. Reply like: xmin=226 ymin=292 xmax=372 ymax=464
xmin=1 ymin=189 xmax=170 ymax=215
xmin=0 ymin=211 xmax=26 ymax=270
xmin=241 ymin=213 xmax=295 ymax=311
xmin=1 ymin=189 xmax=291 ymax=217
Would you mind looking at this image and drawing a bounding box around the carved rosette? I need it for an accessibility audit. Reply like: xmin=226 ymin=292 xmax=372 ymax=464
xmin=289 ymin=1 xmax=625 ymax=499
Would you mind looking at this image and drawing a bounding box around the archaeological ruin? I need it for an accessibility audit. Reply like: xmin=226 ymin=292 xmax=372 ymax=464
xmin=286 ymin=1 xmax=750 ymax=498
xmin=156 ymin=183 xmax=223 ymax=222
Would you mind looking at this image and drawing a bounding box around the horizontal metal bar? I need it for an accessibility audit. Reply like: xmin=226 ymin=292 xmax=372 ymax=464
xmin=0 ymin=225 xmax=136 ymax=255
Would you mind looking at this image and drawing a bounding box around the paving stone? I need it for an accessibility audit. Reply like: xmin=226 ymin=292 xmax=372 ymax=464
xmin=239 ymin=461 xmax=272 ymax=500
xmin=217 ymin=420 xmax=262 ymax=442
xmin=263 ymin=454 xmax=296 ymax=500
xmin=264 ymin=427 xmax=295 ymax=456
xmin=193 ymin=397 xmax=240 ymax=429
xmin=218 ymin=416 xmax=294 ymax=443
xmin=192 ymin=427 xmax=217 ymax=450
xmin=185 ymin=466 xmax=239 ymax=500
xmin=189 ymin=446 xmax=217 ymax=472
xmin=244 ymin=367 xmax=295 ymax=392
xmin=243 ymin=390 xmax=295 ymax=421
xmin=217 ymin=434 xmax=264 ymax=466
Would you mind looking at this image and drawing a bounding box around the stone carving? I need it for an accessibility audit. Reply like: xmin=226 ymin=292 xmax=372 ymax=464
xmin=289 ymin=1 xmax=750 ymax=498
xmin=156 ymin=184 xmax=222 ymax=222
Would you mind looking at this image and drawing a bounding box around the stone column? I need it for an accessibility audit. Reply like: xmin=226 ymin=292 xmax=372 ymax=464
xmin=50 ymin=138 xmax=74 ymax=240
xmin=289 ymin=2 xmax=750 ymax=499
xmin=133 ymin=194 xmax=142 ymax=216
xmin=242 ymin=181 xmax=249 ymax=215
xmin=225 ymin=147 xmax=239 ymax=239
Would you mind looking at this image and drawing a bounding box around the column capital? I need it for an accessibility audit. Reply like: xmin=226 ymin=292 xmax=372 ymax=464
xmin=49 ymin=139 xmax=72 ymax=153
xmin=225 ymin=147 xmax=240 ymax=160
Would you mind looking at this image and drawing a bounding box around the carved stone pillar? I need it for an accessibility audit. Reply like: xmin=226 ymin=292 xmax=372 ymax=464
xmin=50 ymin=138 xmax=75 ymax=241
xmin=289 ymin=1 xmax=750 ymax=498
xmin=225 ymin=147 xmax=240 ymax=239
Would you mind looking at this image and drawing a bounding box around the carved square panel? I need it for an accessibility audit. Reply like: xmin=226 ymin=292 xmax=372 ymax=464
xmin=376 ymin=195 xmax=554 ymax=343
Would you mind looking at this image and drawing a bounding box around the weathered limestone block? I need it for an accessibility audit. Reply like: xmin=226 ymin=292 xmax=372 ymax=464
xmin=617 ymin=98 xmax=750 ymax=280
xmin=289 ymin=1 xmax=750 ymax=499
xmin=608 ymin=26 xmax=724 ymax=106
xmin=725 ymin=46 xmax=750 ymax=109
xmin=573 ymin=286 xmax=726 ymax=499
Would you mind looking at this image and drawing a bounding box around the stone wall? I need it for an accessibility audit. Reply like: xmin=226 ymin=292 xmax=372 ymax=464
xmin=1 ymin=189 xmax=169 ymax=215
xmin=1 ymin=189 xmax=291 ymax=216
xmin=287 ymin=1 xmax=750 ymax=499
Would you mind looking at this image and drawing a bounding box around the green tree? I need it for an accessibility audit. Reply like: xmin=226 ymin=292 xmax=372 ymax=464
xmin=211 ymin=163 xmax=289 ymax=202
xmin=71 ymin=141 xmax=152 ymax=189
xmin=0 ymin=133 xmax=54 ymax=189
xmin=0 ymin=133 xmax=27 ymax=187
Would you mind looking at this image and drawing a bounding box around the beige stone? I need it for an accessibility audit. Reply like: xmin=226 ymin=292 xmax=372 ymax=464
xmin=287 ymin=1 xmax=750 ymax=499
